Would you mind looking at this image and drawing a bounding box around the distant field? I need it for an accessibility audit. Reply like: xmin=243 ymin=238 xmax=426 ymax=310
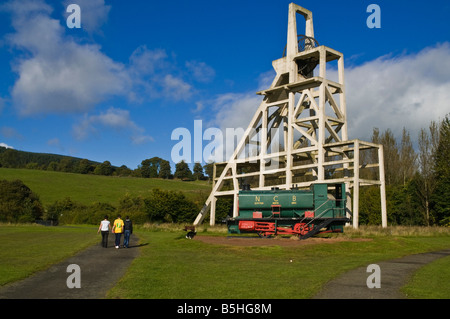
xmin=0 ymin=168 xmax=211 ymax=206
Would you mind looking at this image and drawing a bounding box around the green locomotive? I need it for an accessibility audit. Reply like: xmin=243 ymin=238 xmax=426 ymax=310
xmin=227 ymin=183 xmax=350 ymax=239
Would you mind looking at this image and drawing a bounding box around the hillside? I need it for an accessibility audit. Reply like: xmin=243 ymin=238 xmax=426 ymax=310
xmin=0 ymin=146 xmax=102 ymax=170
xmin=0 ymin=168 xmax=211 ymax=206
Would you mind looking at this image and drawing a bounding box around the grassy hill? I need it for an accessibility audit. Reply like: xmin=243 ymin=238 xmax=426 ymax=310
xmin=0 ymin=146 xmax=101 ymax=170
xmin=0 ymin=168 xmax=211 ymax=207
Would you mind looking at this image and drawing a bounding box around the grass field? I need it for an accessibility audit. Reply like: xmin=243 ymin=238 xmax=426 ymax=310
xmin=1 ymin=224 xmax=449 ymax=298
xmin=0 ymin=167 xmax=211 ymax=206
xmin=0 ymin=224 xmax=98 ymax=286
xmin=1 ymin=168 xmax=449 ymax=298
xmin=107 ymin=226 xmax=450 ymax=299
xmin=402 ymin=255 xmax=450 ymax=298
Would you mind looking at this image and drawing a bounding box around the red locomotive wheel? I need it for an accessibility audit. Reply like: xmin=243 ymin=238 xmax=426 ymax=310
xmin=294 ymin=223 xmax=313 ymax=236
xmin=257 ymin=231 xmax=272 ymax=238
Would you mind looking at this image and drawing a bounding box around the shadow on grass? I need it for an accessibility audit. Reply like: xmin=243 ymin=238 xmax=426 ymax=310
xmin=130 ymin=242 xmax=149 ymax=248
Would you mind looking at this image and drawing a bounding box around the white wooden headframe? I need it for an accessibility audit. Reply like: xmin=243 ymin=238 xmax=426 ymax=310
xmin=194 ymin=3 xmax=387 ymax=229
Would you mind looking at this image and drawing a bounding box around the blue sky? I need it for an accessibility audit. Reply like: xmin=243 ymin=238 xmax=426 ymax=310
xmin=0 ymin=0 xmax=449 ymax=170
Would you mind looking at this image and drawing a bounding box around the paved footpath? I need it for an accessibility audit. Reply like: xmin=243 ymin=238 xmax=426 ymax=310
xmin=0 ymin=233 xmax=140 ymax=299
xmin=314 ymin=248 xmax=450 ymax=299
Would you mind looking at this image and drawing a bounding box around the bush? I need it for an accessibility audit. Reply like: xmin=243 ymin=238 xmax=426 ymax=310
xmin=45 ymin=190 xmax=200 ymax=225
xmin=116 ymin=193 xmax=148 ymax=224
xmin=145 ymin=188 xmax=199 ymax=223
xmin=47 ymin=198 xmax=116 ymax=225
xmin=86 ymin=202 xmax=116 ymax=224
xmin=47 ymin=197 xmax=86 ymax=224
xmin=0 ymin=179 xmax=43 ymax=223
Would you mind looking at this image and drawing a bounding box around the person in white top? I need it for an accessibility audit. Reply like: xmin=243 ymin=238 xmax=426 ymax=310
xmin=97 ymin=216 xmax=112 ymax=248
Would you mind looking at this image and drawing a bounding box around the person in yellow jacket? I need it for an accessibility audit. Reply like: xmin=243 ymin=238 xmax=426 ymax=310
xmin=112 ymin=215 xmax=124 ymax=249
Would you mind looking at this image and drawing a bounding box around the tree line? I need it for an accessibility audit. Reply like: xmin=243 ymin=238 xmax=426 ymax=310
xmin=0 ymin=147 xmax=214 ymax=181
xmin=0 ymin=179 xmax=206 ymax=224
xmin=360 ymin=115 xmax=449 ymax=226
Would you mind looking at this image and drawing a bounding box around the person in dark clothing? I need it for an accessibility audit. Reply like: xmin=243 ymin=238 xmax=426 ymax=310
xmin=123 ymin=216 xmax=133 ymax=248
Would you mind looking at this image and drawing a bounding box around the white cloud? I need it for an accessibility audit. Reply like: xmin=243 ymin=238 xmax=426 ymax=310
xmin=93 ymin=107 xmax=137 ymax=129
xmin=47 ymin=137 xmax=61 ymax=146
xmin=62 ymin=0 xmax=111 ymax=34
xmin=210 ymin=43 xmax=450 ymax=149
xmin=202 ymin=92 xmax=264 ymax=162
xmin=130 ymin=135 xmax=154 ymax=145
xmin=191 ymin=101 xmax=204 ymax=113
xmin=343 ymin=43 xmax=450 ymax=141
xmin=162 ymin=74 xmax=193 ymax=101
xmin=0 ymin=143 xmax=14 ymax=149
xmin=185 ymin=60 xmax=215 ymax=83
xmin=12 ymin=45 xmax=129 ymax=115
xmin=1 ymin=126 xmax=22 ymax=139
xmin=211 ymin=92 xmax=263 ymax=132
xmin=4 ymin=0 xmax=129 ymax=116
xmin=3 ymin=1 xmax=205 ymax=117
xmin=47 ymin=137 xmax=64 ymax=152
xmin=129 ymin=46 xmax=194 ymax=101
xmin=73 ymin=107 xmax=153 ymax=144
xmin=129 ymin=46 xmax=169 ymax=76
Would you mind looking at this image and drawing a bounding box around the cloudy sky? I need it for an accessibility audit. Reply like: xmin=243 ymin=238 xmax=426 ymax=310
xmin=0 ymin=0 xmax=449 ymax=169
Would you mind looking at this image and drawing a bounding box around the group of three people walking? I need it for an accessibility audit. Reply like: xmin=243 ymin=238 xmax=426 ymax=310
xmin=97 ymin=215 xmax=133 ymax=248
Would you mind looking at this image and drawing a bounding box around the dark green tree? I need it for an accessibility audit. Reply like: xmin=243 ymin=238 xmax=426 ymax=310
xmin=94 ymin=161 xmax=114 ymax=176
xmin=380 ymin=129 xmax=401 ymax=185
xmin=116 ymin=165 xmax=132 ymax=176
xmin=174 ymin=160 xmax=193 ymax=180
xmin=117 ymin=193 xmax=148 ymax=224
xmin=432 ymin=115 xmax=450 ymax=225
xmin=0 ymin=179 xmax=43 ymax=222
xmin=417 ymin=121 xmax=439 ymax=225
xmin=77 ymin=159 xmax=92 ymax=174
xmin=193 ymin=162 xmax=204 ymax=180
xmin=0 ymin=149 xmax=19 ymax=168
xmin=158 ymin=159 xmax=172 ymax=179
xmin=47 ymin=161 xmax=59 ymax=171
xmin=59 ymin=157 xmax=74 ymax=172
xmin=144 ymin=188 xmax=198 ymax=223
xmin=140 ymin=159 xmax=153 ymax=178
xmin=141 ymin=157 xmax=170 ymax=178
xmin=203 ymin=162 xmax=214 ymax=182
xmin=399 ymin=127 xmax=416 ymax=185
